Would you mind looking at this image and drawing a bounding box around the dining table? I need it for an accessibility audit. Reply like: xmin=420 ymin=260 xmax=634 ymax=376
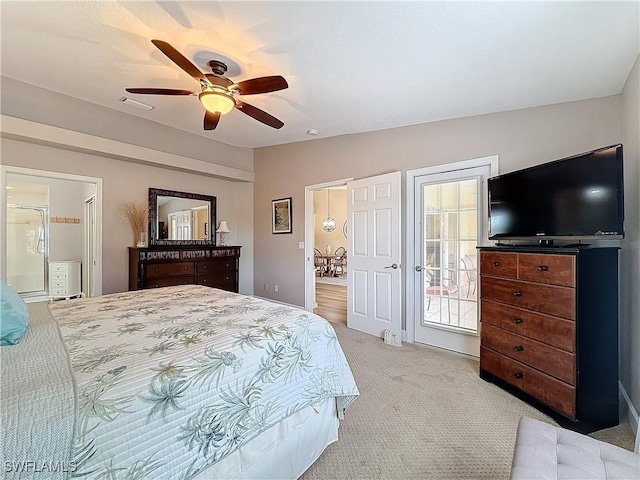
xmin=320 ymin=254 xmax=339 ymax=276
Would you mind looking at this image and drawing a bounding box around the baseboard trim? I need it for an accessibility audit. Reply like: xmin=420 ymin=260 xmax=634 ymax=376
xmin=619 ymin=381 xmax=639 ymax=453
xmin=252 ymin=295 xmax=301 ymax=309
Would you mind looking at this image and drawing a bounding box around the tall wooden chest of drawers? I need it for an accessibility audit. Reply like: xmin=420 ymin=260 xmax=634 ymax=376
xmin=478 ymin=246 xmax=619 ymax=433
xmin=129 ymin=246 xmax=241 ymax=293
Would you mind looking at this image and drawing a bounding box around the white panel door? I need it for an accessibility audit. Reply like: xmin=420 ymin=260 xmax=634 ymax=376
xmin=347 ymin=171 xmax=402 ymax=339
xmin=169 ymin=210 xmax=192 ymax=240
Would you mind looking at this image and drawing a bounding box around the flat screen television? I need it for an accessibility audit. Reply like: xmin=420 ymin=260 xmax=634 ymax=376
xmin=488 ymin=144 xmax=624 ymax=240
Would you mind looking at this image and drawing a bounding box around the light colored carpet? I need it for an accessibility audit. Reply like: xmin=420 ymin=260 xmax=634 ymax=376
xmin=302 ymin=323 xmax=636 ymax=479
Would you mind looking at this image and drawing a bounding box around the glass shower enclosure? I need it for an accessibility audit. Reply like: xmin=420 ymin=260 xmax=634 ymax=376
xmin=6 ymin=205 xmax=49 ymax=296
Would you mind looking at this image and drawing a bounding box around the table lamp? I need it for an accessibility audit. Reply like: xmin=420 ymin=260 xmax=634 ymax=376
xmin=216 ymin=221 xmax=230 ymax=246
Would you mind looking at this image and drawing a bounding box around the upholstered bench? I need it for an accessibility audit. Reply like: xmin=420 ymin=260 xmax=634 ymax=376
xmin=510 ymin=417 xmax=639 ymax=480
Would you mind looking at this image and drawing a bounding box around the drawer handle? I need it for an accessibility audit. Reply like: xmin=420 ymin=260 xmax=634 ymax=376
xmin=203 ymin=265 xmax=207 ymax=269
xmin=513 ymin=345 xmax=524 ymax=352
xmin=184 ymin=266 xmax=189 ymax=270
xmin=513 ymin=291 xmax=522 ymax=297
xmin=154 ymin=284 xmax=159 ymax=288
xmin=492 ymin=261 xmax=500 ymax=267
xmin=538 ymin=265 xmax=548 ymax=272
xmin=203 ymin=279 xmax=208 ymax=283
xmin=513 ymin=318 xmax=522 ymax=324
xmin=513 ymin=372 xmax=523 ymax=379
xmin=154 ymin=269 xmax=159 ymax=273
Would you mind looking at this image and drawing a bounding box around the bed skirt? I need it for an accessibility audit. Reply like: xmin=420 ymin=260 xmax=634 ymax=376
xmin=194 ymin=396 xmax=338 ymax=479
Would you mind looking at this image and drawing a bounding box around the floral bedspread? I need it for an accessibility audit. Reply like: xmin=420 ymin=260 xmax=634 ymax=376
xmin=49 ymin=285 xmax=359 ymax=479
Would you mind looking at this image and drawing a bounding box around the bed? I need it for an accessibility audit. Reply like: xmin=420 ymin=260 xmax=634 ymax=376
xmin=1 ymin=285 xmax=358 ymax=479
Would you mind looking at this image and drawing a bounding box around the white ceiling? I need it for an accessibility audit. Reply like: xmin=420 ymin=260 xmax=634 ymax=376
xmin=1 ymin=1 xmax=638 ymax=149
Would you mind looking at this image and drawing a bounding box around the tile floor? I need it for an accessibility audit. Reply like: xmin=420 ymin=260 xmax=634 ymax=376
xmin=424 ymin=294 xmax=478 ymax=331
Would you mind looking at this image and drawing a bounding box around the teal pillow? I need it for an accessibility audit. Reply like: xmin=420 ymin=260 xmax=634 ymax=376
xmin=0 ymin=281 xmax=28 ymax=346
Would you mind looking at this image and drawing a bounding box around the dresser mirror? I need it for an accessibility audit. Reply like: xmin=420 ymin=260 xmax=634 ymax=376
xmin=148 ymin=188 xmax=217 ymax=246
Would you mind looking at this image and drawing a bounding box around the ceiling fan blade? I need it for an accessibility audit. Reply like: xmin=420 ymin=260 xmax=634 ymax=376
xmin=236 ymin=102 xmax=284 ymax=129
xmin=151 ymin=39 xmax=207 ymax=83
xmin=233 ymin=76 xmax=288 ymax=95
xmin=204 ymin=111 xmax=221 ymax=130
xmin=126 ymin=88 xmax=196 ymax=95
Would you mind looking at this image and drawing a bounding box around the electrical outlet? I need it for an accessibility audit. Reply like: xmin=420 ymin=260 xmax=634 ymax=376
xmin=298 ymin=241 xmax=304 ymax=249
xmin=274 ymin=285 xmax=279 ymax=293
xmin=264 ymin=283 xmax=268 ymax=291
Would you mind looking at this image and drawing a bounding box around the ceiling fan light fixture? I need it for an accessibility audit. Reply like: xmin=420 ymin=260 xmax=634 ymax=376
xmin=199 ymin=91 xmax=235 ymax=115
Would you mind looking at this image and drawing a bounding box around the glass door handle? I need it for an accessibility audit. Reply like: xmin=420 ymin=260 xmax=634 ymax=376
xmin=415 ymin=265 xmax=428 ymax=272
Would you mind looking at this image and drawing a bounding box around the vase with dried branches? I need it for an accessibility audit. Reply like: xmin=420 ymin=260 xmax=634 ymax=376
xmin=122 ymin=201 xmax=148 ymax=247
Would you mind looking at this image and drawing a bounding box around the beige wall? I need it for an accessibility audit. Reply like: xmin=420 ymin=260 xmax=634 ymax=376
xmin=314 ymin=189 xmax=347 ymax=254
xmin=620 ymin=54 xmax=640 ymax=428
xmin=1 ymin=138 xmax=255 ymax=295
xmin=1 ymin=77 xmax=253 ymax=172
xmin=254 ymin=95 xmax=621 ymax=306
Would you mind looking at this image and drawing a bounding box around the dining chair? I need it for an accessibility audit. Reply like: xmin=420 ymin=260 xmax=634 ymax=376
xmin=329 ymin=247 xmax=346 ymax=277
xmin=460 ymin=254 xmax=477 ymax=297
xmin=314 ymin=248 xmax=325 ymax=277
xmin=332 ymin=249 xmax=347 ymax=277
xmin=425 ymin=268 xmax=459 ymax=323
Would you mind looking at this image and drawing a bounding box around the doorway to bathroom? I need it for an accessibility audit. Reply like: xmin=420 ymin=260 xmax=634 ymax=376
xmin=1 ymin=166 xmax=103 ymax=301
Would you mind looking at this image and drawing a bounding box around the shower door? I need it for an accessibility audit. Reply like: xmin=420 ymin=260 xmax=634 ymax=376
xmin=7 ymin=205 xmax=49 ymax=296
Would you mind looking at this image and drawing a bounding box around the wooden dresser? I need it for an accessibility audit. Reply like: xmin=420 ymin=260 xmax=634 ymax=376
xmin=478 ymin=246 xmax=619 ymax=433
xmin=129 ymin=246 xmax=241 ymax=293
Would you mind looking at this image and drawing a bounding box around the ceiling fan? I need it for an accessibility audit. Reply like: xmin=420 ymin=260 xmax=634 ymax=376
xmin=126 ymin=40 xmax=288 ymax=130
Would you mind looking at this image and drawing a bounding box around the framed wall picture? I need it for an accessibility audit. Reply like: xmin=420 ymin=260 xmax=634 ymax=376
xmin=272 ymin=197 xmax=292 ymax=234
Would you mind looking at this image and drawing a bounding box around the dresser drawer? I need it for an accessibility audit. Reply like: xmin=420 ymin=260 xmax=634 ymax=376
xmin=481 ymin=276 xmax=576 ymax=320
xmin=518 ymin=253 xmax=575 ymax=287
xmin=196 ymin=273 xmax=236 ymax=288
xmin=146 ymin=262 xmax=194 ymax=278
xmin=50 ymin=273 xmax=66 ymax=281
xmin=481 ymin=324 xmax=576 ymax=385
xmin=197 ymin=258 xmax=236 ymax=274
xmin=144 ymin=276 xmax=194 ymax=288
xmin=481 ymin=300 xmax=575 ymax=352
xmin=480 ymin=346 xmax=576 ymax=419
xmin=50 ymin=265 xmax=66 ymax=273
xmin=480 ymin=251 xmax=518 ymax=279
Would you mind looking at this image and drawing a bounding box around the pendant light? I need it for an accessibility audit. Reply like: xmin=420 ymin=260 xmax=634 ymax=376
xmin=322 ymin=189 xmax=336 ymax=232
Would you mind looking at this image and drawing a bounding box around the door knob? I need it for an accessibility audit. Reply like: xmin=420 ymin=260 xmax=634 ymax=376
xmin=385 ymin=263 xmax=399 ymax=269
